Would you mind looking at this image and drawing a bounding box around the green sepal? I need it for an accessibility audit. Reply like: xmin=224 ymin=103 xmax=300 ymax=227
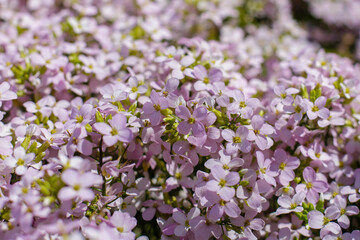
xmin=160 ymin=108 xmax=173 ymax=117
xmin=21 ymin=135 xmax=32 ymax=150
xmin=310 ymin=83 xmax=322 ymax=103
xmin=27 ymin=141 xmax=38 ymax=154
xmin=38 ymin=141 xmax=50 ymax=153
xmin=316 ymin=198 xmax=325 ymax=212
xmin=106 ymin=114 xmax=112 ymax=122
xmin=300 ymin=84 xmax=309 ymax=99
xmin=85 ymin=123 xmax=93 ymax=132
xmin=95 ymin=111 xmax=104 ymax=122
xmin=34 ymin=152 xmax=45 ymax=163
xmin=129 ymin=101 xmax=137 ymax=114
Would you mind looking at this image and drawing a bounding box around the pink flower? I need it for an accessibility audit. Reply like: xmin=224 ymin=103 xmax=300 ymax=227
xmin=270 ymin=149 xmax=300 ymax=185
xmin=273 ymin=85 xmax=299 ymax=106
xmin=206 ymin=167 xmax=239 ymax=201
xmin=308 ymin=210 xmax=341 ymax=238
xmin=295 ymin=167 xmax=328 ymax=204
xmin=341 ymin=170 xmax=360 ymax=202
xmin=4 ymin=147 xmax=34 ymax=175
xmin=143 ymin=90 xmax=169 ymax=126
xmin=0 ymin=82 xmax=17 ymax=101
xmin=248 ymin=115 xmax=274 ymax=150
xmin=231 ymin=212 xmax=265 ymax=240
xmin=205 ymin=149 xmax=244 ymax=171
xmin=127 ymin=76 xmax=147 ymax=100
xmin=93 ymin=113 xmax=133 ymax=147
xmin=108 ymin=211 xmax=137 ymax=240
xmin=284 ymin=96 xmax=308 ymax=122
xmin=329 ymin=195 xmax=359 ymax=229
xmin=193 ymin=65 xmax=222 ymax=91
xmin=306 ymin=96 xmax=330 ymax=120
xmin=172 ymin=208 xmax=200 ymax=237
xmin=221 ymin=126 xmax=251 ymax=154
xmin=176 ymin=105 xmax=207 ymax=136
xmin=256 ymin=151 xmax=277 ymax=187
xmin=168 ymin=55 xmax=195 ymax=79
xmin=204 ymin=191 xmax=241 ymax=220
xmin=58 ymin=169 xmax=103 ymax=202
xmin=164 ymin=162 xmax=194 ymax=192
xmin=142 ymin=200 xmax=173 ymax=221
xmin=275 ymin=192 xmax=305 ymax=215
xmin=227 ymin=90 xmax=260 ymax=119
xmin=0 ymin=136 xmax=13 ymax=155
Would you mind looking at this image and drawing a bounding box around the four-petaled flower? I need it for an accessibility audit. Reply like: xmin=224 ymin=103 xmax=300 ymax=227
xmin=296 ymin=167 xmax=328 ymax=204
xmin=143 ymin=90 xmax=169 ymax=125
xmin=176 ymin=105 xmax=207 ymax=136
xmin=221 ymin=126 xmax=251 ymax=154
xmin=93 ymin=113 xmax=133 ymax=147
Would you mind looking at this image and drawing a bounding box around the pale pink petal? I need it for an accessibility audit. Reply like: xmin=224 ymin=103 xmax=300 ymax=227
xmin=218 ymin=187 xmax=235 ymax=201
xmin=308 ymin=210 xmax=324 ymax=229
xmin=224 ymin=201 xmax=240 ymax=218
xmin=249 ymin=218 xmax=265 ymax=231
xmin=324 ymin=222 xmax=341 ymax=234
xmin=208 ymin=204 xmax=223 ymax=221
xmin=173 ymin=209 xmax=186 ymax=225
xmin=277 ymin=196 xmax=292 ymax=208
xmin=58 ymin=187 xmax=77 ymax=201
xmin=222 ymin=129 xmax=235 ymax=142
xmin=177 ymin=121 xmax=191 ymax=135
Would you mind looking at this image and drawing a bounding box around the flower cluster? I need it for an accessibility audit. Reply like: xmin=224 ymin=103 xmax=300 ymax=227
xmin=0 ymin=0 xmax=359 ymax=240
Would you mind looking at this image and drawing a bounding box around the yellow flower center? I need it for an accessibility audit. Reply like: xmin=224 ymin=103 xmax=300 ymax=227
xmin=188 ymin=117 xmax=195 ymax=124
xmin=312 ymin=105 xmax=319 ymax=112
xmin=131 ymin=86 xmax=138 ymax=93
xmin=17 ymin=158 xmax=25 ymax=166
xmin=153 ymin=104 xmax=161 ymax=111
xmin=203 ymin=77 xmax=210 ymax=84
xmin=323 ymin=216 xmax=330 ymax=225
xmin=233 ymin=136 xmax=242 ymax=143
xmin=340 ymin=208 xmax=346 ymax=215
xmin=219 ymin=179 xmax=227 ymax=187
xmin=279 ymin=162 xmax=286 ymax=170
xmin=223 ymin=164 xmax=230 ymax=170
xmin=76 ymin=115 xmax=83 ymax=123
xmin=175 ymin=172 xmax=182 ymax=180
xmin=110 ymin=128 xmax=118 ymax=136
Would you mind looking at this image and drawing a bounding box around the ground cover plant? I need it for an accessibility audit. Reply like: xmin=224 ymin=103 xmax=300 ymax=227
xmin=0 ymin=0 xmax=359 ymax=239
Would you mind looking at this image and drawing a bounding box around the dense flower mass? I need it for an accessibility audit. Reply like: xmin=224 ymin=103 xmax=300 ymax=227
xmin=0 ymin=0 xmax=359 ymax=239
